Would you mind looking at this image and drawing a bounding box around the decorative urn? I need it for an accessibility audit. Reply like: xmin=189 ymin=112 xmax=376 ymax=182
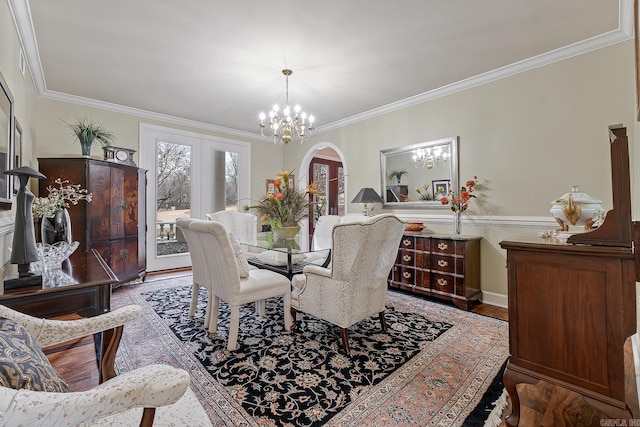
xmin=550 ymin=185 xmax=605 ymax=233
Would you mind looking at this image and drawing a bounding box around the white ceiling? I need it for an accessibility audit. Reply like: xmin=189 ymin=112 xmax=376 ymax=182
xmin=10 ymin=0 xmax=631 ymax=139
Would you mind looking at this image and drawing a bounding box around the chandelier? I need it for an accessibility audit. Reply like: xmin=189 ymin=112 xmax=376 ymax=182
xmin=258 ymin=69 xmax=315 ymax=144
xmin=412 ymin=146 xmax=450 ymax=169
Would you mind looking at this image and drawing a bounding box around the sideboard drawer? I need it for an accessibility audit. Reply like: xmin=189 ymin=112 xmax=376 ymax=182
xmin=398 ymin=249 xmax=416 ymax=267
xmin=431 ymin=274 xmax=454 ymax=294
xmin=432 ymin=239 xmax=454 ymax=255
xmin=393 ymin=265 xmax=417 ymax=285
xmin=400 ymin=236 xmax=415 ymax=250
xmin=432 ymin=255 xmax=455 ymax=274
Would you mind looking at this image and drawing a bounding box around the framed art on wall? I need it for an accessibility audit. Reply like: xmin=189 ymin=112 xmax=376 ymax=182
xmin=12 ymin=118 xmax=22 ymax=194
xmin=0 ymin=70 xmax=13 ymax=209
xmin=266 ymin=179 xmax=275 ymax=195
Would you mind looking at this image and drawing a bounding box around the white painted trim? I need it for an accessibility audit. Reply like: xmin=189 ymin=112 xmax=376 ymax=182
xmin=7 ymin=0 xmax=45 ymax=92
xmin=392 ymin=213 xmax=557 ymax=228
xmin=9 ymin=0 xmax=633 ymax=139
xmin=480 ymin=290 xmax=508 ymax=309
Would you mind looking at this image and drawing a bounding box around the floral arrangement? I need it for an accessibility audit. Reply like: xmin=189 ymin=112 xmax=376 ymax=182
xmin=32 ymin=178 xmax=93 ymax=219
xmin=440 ymin=176 xmax=478 ymax=213
xmin=245 ymin=169 xmax=323 ymax=228
xmin=415 ymin=183 xmax=433 ymax=201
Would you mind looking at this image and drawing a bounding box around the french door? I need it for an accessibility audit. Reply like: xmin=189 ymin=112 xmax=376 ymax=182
xmin=308 ymin=157 xmax=344 ymax=234
xmin=140 ymin=124 xmax=250 ymax=271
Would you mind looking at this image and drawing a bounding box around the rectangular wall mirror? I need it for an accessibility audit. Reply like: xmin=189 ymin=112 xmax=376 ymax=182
xmin=0 ymin=70 xmax=13 ymax=209
xmin=380 ymin=136 xmax=458 ymax=209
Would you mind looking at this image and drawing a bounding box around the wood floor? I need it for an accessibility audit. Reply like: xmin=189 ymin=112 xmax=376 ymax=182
xmin=43 ymin=272 xmax=637 ymax=425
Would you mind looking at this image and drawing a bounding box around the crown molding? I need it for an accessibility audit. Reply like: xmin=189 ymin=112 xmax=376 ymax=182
xmin=317 ymin=0 xmax=634 ymax=134
xmin=39 ymin=89 xmax=264 ymax=141
xmin=10 ymin=0 xmax=633 ymax=138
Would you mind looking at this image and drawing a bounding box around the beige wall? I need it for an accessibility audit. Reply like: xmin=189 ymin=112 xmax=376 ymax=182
xmin=0 ymin=1 xmax=39 ymax=277
xmin=2 ymin=0 xmax=637 ymax=303
xmin=35 ymin=98 xmax=284 ymax=197
xmin=284 ymin=40 xmax=636 ymax=301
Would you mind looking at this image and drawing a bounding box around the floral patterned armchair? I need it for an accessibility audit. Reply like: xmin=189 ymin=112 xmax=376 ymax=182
xmin=0 ymin=304 xmax=211 ymax=426
xmin=290 ymin=214 xmax=406 ymax=355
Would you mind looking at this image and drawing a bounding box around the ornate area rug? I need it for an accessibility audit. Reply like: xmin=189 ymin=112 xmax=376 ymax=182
xmin=112 ymin=275 xmax=508 ymax=426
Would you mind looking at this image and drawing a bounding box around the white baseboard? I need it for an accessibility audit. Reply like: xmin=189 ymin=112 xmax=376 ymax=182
xmin=480 ymin=290 xmax=507 ymax=308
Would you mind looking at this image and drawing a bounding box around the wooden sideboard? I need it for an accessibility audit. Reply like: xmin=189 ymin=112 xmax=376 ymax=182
xmin=499 ymin=235 xmax=636 ymax=425
xmin=387 ymin=233 xmax=481 ymax=310
xmin=0 ymin=250 xmax=117 ymax=318
xmin=38 ymin=157 xmax=147 ymax=285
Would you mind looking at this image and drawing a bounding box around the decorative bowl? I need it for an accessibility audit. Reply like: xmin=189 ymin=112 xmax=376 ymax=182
xmin=550 ymin=185 xmax=604 ymax=233
xmin=405 ymin=222 xmax=425 ymax=232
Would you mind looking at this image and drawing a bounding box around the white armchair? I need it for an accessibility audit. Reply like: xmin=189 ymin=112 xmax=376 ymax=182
xmin=0 ymin=305 xmax=211 ymax=426
xmin=187 ymin=219 xmax=293 ymax=350
xmin=304 ymin=215 xmax=342 ymax=266
xmin=290 ymin=214 xmax=405 ymax=355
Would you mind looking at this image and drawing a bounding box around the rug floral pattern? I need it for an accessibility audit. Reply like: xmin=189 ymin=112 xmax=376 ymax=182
xmin=112 ymin=275 xmax=509 ymax=426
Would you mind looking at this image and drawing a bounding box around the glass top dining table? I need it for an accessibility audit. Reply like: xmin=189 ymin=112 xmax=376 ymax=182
xmin=241 ymin=231 xmax=329 ymax=279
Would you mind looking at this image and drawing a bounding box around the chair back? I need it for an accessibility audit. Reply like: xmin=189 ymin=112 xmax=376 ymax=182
xmin=206 ymin=210 xmax=257 ymax=246
xmin=330 ymin=214 xmax=405 ymax=286
xmin=188 ymin=219 xmax=241 ymax=299
xmin=176 ymin=218 xmax=208 ymax=288
xmin=311 ymin=215 xmax=342 ymax=251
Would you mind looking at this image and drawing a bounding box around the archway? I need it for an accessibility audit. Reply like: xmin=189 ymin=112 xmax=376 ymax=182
xmin=298 ymin=142 xmax=348 ymax=239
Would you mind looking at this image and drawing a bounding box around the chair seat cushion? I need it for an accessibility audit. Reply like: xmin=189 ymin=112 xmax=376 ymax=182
xmin=0 ymin=317 xmax=69 ymax=392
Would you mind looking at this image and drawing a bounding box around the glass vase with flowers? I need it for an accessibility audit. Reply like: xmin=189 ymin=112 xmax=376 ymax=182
xmin=32 ymin=178 xmax=92 ymax=244
xmin=440 ymin=176 xmax=478 ymax=234
xmin=246 ymin=169 xmax=323 ymax=240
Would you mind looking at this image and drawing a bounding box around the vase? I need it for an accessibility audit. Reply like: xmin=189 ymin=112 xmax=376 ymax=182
xmin=80 ymin=135 xmax=95 ymax=156
xmin=453 ymin=211 xmax=462 ymax=235
xmin=41 ymin=208 xmax=72 ymax=245
xmin=272 ymin=224 xmax=300 ymax=241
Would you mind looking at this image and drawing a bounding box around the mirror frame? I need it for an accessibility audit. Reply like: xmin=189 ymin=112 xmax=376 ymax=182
xmin=380 ymin=136 xmax=458 ymax=209
xmin=0 ymin=70 xmax=13 ymax=210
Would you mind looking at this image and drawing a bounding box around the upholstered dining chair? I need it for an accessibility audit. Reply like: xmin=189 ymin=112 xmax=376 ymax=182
xmin=205 ymin=210 xmax=258 ymax=247
xmin=177 ymin=217 xmax=214 ymax=327
xmin=0 ymin=304 xmax=212 ymax=426
xmin=187 ymin=219 xmax=293 ymax=350
xmin=290 ymin=214 xmax=405 ymax=355
xmin=304 ymin=215 xmax=342 ymax=266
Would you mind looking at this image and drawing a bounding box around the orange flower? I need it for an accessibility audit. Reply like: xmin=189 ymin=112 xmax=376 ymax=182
xmin=275 ymin=192 xmax=284 ymax=200
xmin=441 ymin=176 xmax=479 ymax=213
xmin=274 ymin=179 xmax=281 ymax=188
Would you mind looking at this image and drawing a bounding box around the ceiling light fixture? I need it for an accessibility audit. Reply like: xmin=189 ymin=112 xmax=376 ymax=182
xmin=412 ymin=146 xmax=449 ymax=169
xmin=259 ymin=69 xmax=315 ymax=145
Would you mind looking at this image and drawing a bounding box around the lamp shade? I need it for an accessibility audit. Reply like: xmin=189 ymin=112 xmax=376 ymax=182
xmin=351 ymin=188 xmax=384 ymax=204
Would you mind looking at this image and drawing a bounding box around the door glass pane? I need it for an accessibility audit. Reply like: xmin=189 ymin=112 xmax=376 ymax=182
xmin=312 ymin=163 xmax=328 ymax=226
xmin=155 ymin=141 xmax=191 ymax=256
xmin=337 ymin=166 xmax=345 ymax=215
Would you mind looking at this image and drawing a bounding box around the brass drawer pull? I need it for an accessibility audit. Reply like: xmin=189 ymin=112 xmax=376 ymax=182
xmin=437 ymin=259 xmax=448 ymax=267
xmin=437 ymin=277 xmax=447 ymax=286
xmin=403 ymin=272 xmax=411 ymax=279
xmin=402 ymin=239 xmax=412 ymax=247
xmin=437 ymin=242 xmax=448 ymax=251
xmin=403 ymin=255 xmax=412 ymax=262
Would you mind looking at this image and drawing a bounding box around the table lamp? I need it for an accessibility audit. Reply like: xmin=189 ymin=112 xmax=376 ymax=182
xmin=351 ymin=187 xmax=384 ymax=216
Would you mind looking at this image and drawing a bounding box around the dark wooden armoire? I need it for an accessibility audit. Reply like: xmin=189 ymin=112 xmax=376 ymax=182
xmin=38 ymin=157 xmax=147 ymax=285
